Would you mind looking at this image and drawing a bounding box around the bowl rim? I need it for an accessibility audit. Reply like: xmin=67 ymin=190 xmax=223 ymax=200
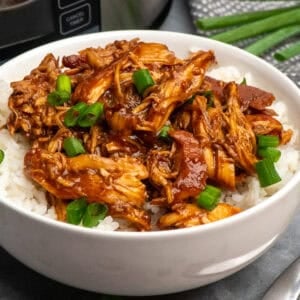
xmin=1 ymin=29 xmax=300 ymax=239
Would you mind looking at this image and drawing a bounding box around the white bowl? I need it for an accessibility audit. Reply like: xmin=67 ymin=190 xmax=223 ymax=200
xmin=0 ymin=30 xmax=300 ymax=296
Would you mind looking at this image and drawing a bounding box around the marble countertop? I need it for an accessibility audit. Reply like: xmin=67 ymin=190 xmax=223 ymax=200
xmin=1 ymin=1 xmax=300 ymax=299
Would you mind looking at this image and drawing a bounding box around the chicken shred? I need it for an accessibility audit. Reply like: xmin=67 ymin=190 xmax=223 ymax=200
xmin=5 ymin=39 xmax=292 ymax=231
xmin=158 ymin=203 xmax=241 ymax=229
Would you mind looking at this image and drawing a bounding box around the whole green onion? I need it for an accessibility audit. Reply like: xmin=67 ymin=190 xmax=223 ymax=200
xmin=245 ymin=25 xmax=300 ymax=56
xmin=66 ymin=198 xmax=88 ymax=225
xmin=257 ymin=147 xmax=281 ymax=163
xmin=47 ymin=90 xmax=70 ymax=106
xmin=196 ymin=184 xmax=221 ymax=211
xmin=211 ymin=8 xmax=300 ymax=44
xmin=56 ymin=74 xmax=72 ymax=94
xmin=196 ymin=6 xmax=299 ymax=30
xmin=257 ymin=135 xmax=280 ymax=148
xmin=0 ymin=149 xmax=4 ymax=164
xmin=77 ymin=102 xmax=104 ymax=128
xmin=132 ymin=69 xmax=155 ymax=95
xmin=63 ymin=137 xmax=85 ymax=157
xmin=274 ymin=41 xmax=300 ymax=62
xmin=255 ymin=159 xmax=281 ymax=187
xmin=82 ymin=203 xmax=108 ymax=228
xmin=64 ymin=102 xmax=88 ymax=127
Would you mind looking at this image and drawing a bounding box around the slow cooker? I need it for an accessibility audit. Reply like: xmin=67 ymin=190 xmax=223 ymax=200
xmin=0 ymin=0 xmax=171 ymax=59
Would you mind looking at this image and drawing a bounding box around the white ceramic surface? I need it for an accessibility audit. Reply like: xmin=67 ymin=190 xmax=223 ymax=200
xmin=0 ymin=30 xmax=300 ymax=296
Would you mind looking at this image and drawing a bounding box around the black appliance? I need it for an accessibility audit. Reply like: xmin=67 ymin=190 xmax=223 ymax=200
xmin=0 ymin=0 xmax=171 ymax=59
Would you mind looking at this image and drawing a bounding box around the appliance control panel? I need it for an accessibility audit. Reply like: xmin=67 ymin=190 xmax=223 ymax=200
xmin=54 ymin=0 xmax=100 ymax=36
xmin=0 ymin=0 xmax=100 ymax=60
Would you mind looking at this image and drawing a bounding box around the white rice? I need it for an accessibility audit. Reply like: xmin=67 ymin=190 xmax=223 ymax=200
xmin=207 ymin=66 xmax=300 ymax=209
xmin=0 ymin=66 xmax=299 ymax=230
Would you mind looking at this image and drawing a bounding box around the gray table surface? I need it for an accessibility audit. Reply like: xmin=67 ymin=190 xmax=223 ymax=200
xmin=1 ymin=1 xmax=300 ymax=299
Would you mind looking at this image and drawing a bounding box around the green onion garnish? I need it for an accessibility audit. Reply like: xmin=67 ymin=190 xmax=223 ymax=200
xmin=0 ymin=149 xmax=4 ymax=164
xmin=66 ymin=199 xmax=108 ymax=228
xmin=47 ymin=74 xmax=72 ymax=106
xmin=196 ymin=184 xmax=221 ymax=211
xmin=257 ymin=135 xmax=280 ymax=148
xmin=257 ymin=147 xmax=281 ymax=163
xmin=200 ymin=90 xmax=214 ymax=107
xmin=186 ymin=91 xmax=214 ymax=106
xmin=158 ymin=125 xmax=171 ymax=139
xmin=240 ymin=77 xmax=247 ymax=85
xmin=56 ymin=74 xmax=72 ymax=94
xmin=255 ymin=159 xmax=281 ymax=187
xmin=77 ymin=102 xmax=104 ymax=128
xmin=132 ymin=69 xmax=155 ymax=95
xmin=186 ymin=95 xmax=195 ymax=105
xmin=82 ymin=203 xmax=108 ymax=228
xmin=66 ymin=198 xmax=88 ymax=225
xmin=64 ymin=102 xmax=88 ymax=127
xmin=47 ymin=90 xmax=70 ymax=106
xmin=63 ymin=137 xmax=85 ymax=157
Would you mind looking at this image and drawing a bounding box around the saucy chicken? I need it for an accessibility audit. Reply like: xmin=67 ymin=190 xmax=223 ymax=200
xmin=6 ymin=39 xmax=292 ymax=231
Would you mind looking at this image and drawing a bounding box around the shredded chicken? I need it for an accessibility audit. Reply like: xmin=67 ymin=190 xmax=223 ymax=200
xmin=24 ymin=148 xmax=150 ymax=230
xmin=133 ymin=50 xmax=215 ymax=133
xmin=5 ymin=39 xmax=292 ymax=231
xmin=158 ymin=203 xmax=241 ymax=229
xmin=7 ymin=54 xmax=60 ymax=140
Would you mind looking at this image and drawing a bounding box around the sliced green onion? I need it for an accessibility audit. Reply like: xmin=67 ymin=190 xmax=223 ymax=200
xmin=257 ymin=135 xmax=280 ymax=148
xmin=274 ymin=41 xmax=300 ymax=62
xmin=47 ymin=74 xmax=72 ymax=106
xmin=186 ymin=95 xmax=195 ymax=105
xmin=240 ymin=77 xmax=247 ymax=85
xmin=66 ymin=198 xmax=88 ymax=225
xmin=47 ymin=90 xmax=70 ymax=106
xmin=132 ymin=69 xmax=155 ymax=95
xmin=255 ymin=159 xmax=281 ymax=187
xmin=56 ymin=74 xmax=72 ymax=94
xmin=201 ymin=90 xmax=214 ymax=107
xmin=196 ymin=184 xmax=221 ymax=211
xmin=64 ymin=102 xmax=88 ymax=127
xmin=158 ymin=125 xmax=171 ymax=139
xmin=0 ymin=149 xmax=4 ymax=164
xmin=82 ymin=203 xmax=108 ymax=227
xmin=186 ymin=91 xmax=214 ymax=106
xmin=63 ymin=137 xmax=85 ymax=157
xmin=77 ymin=102 xmax=104 ymax=128
xmin=257 ymin=147 xmax=281 ymax=163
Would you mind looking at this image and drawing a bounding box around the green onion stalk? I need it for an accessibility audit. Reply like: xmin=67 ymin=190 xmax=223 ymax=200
xmin=196 ymin=6 xmax=300 ymax=30
xmin=245 ymin=25 xmax=300 ymax=56
xmin=274 ymin=41 xmax=300 ymax=62
xmin=211 ymin=8 xmax=300 ymax=43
